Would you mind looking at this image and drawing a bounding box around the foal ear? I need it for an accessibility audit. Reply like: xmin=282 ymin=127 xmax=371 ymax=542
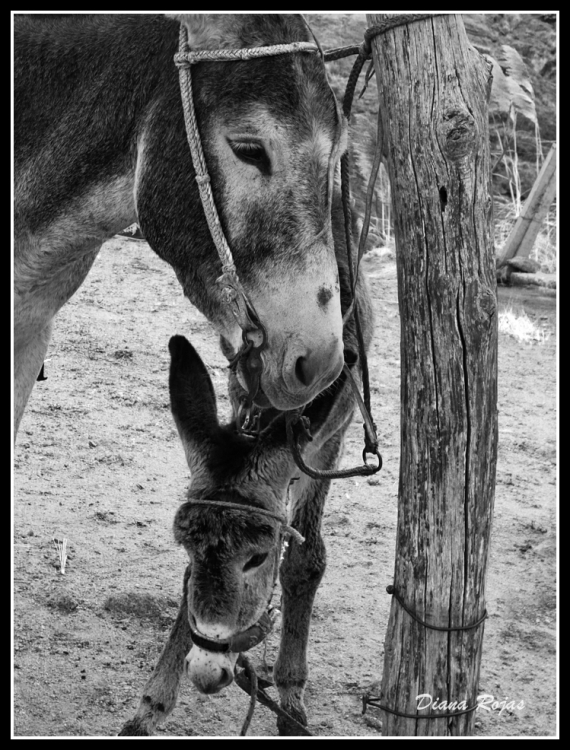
xmin=166 ymin=14 xmax=243 ymax=51
xmin=168 ymin=335 xmax=219 ymax=471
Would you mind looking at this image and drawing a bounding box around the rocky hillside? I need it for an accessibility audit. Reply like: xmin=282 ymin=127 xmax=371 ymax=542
xmin=309 ymin=13 xmax=556 ymax=239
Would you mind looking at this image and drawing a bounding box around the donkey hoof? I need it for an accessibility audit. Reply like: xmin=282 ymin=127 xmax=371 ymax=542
xmin=277 ymin=704 xmax=308 ymax=736
xmin=118 ymin=719 xmax=151 ymax=736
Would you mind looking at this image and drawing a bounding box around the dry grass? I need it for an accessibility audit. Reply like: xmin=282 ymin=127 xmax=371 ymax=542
xmin=531 ymin=209 xmax=557 ymax=273
xmin=498 ymin=305 xmax=551 ymax=344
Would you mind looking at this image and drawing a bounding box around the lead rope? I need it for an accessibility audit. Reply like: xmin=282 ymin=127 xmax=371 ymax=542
xmin=285 ymin=15 xmax=447 ymax=481
xmin=285 ymin=24 xmax=383 ymax=480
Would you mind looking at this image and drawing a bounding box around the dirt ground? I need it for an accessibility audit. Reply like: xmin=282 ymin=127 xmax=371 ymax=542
xmin=12 ymin=236 xmax=557 ymax=738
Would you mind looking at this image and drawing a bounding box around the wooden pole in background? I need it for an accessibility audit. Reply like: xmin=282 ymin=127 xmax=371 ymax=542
xmin=366 ymin=13 xmax=498 ymax=736
xmin=497 ymin=143 xmax=557 ymax=267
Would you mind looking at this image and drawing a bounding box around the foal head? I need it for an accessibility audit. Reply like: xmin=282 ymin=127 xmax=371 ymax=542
xmin=169 ymin=335 xmax=295 ymax=693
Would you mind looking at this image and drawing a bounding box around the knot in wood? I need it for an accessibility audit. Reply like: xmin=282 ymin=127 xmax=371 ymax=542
xmin=476 ymin=286 xmax=497 ymax=321
xmin=442 ymin=109 xmax=477 ymax=161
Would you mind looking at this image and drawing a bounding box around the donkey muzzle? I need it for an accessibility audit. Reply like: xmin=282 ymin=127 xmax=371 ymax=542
xmin=281 ymin=336 xmax=344 ymax=396
xmin=186 ymin=647 xmax=238 ymax=694
xmin=186 ymin=611 xmax=275 ymax=693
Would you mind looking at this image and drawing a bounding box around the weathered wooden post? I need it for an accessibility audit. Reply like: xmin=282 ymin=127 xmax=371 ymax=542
xmin=366 ymin=13 xmax=498 ymax=736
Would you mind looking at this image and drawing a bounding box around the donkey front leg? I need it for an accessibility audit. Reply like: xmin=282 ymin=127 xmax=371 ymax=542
xmin=119 ymin=592 xmax=192 ymax=736
xmin=274 ymin=431 xmax=342 ymax=736
xmin=14 ymin=321 xmax=53 ymax=438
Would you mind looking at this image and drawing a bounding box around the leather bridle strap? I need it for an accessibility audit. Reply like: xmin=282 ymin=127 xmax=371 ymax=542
xmin=188 ymin=609 xmax=277 ymax=654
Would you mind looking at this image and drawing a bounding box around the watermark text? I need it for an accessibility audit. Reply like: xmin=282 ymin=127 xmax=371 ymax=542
xmin=416 ymin=694 xmax=525 ymax=717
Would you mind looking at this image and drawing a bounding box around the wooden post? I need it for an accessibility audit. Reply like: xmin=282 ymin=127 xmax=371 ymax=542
xmin=366 ymin=14 xmax=498 ymax=736
xmin=497 ymin=143 xmax=557 ymax=267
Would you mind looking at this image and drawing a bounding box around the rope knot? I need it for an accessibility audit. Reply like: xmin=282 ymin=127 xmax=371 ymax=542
xmin=292 ymin=415 xmax=313 ymax=443
xmin=359 ymin=39 xmax=372 ymax=58
xmin=221 ymin=262 xmax=236 ymax=275
xmin=195 ymin=173 xmax=211 ymax=185
xmin=221 ymin=286 xmax=238 ymax=305
xmin=174 ymin=52 xmax=191 ymax=70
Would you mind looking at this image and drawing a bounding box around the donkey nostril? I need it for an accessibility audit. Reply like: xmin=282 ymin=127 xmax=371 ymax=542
xmin=295 ymin=356 xmax=314 ymax=387
xmin=288 ymin=343 xmax=344 ymax=394
xmin=219 ymin=667 xmax=234 ymax=689
xmin=344 ymin=348 xmax=358 ymax=366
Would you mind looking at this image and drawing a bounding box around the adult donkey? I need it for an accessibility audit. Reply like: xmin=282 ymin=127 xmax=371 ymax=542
xmin=15 ymin=13 xmax=376 ymax=737
xmin=14 ymin=13 xmax=347 ymax=435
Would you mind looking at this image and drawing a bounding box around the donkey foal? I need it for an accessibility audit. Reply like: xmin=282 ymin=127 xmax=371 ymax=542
xmin=121 ymin=301 xmax=371 ymax=736
xmin=121 ymin=201 xmax=374 ymax=736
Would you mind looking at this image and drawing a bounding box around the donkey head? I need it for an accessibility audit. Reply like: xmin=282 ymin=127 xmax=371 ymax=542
xmin=169 ymin=335 xmax=295 ymax=694
xmin=162 ymin=15 xmax=347 ymax=411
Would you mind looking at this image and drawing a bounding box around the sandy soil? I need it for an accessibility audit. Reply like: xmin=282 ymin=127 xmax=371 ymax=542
xmin=12 ymin=237 xmax=557 ymax=737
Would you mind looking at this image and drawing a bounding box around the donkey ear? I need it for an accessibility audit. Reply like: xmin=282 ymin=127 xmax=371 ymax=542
xmin=165 ymin=14 xmax=243 ymax=51
xmin=168 ymin=335 xmax=219 ymax=472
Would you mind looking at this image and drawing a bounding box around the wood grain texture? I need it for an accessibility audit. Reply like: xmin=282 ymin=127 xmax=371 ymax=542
xmin=366 ymin=13 xmax=498 ymax=736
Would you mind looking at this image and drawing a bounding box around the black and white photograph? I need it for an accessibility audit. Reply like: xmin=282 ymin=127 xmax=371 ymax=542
xmin=12 ymin=12 xmax=557 ymax=738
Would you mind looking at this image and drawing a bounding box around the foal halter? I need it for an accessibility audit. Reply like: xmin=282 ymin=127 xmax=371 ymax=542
xmin=174 ymin=27 xmax=344 ymax=434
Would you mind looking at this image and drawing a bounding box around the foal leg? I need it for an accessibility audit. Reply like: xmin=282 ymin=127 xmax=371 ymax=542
xmin=119 ymin=593 xmax=192 ymax=736
xmin=273 ymin=430 xmax=343 ymax=735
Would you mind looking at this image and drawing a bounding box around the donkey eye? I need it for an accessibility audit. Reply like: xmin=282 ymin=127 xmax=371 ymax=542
xmin=243 ymin=552 xmax=269 ymax=571
xmin=228 ymin=140 xmax=271 ymax=174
